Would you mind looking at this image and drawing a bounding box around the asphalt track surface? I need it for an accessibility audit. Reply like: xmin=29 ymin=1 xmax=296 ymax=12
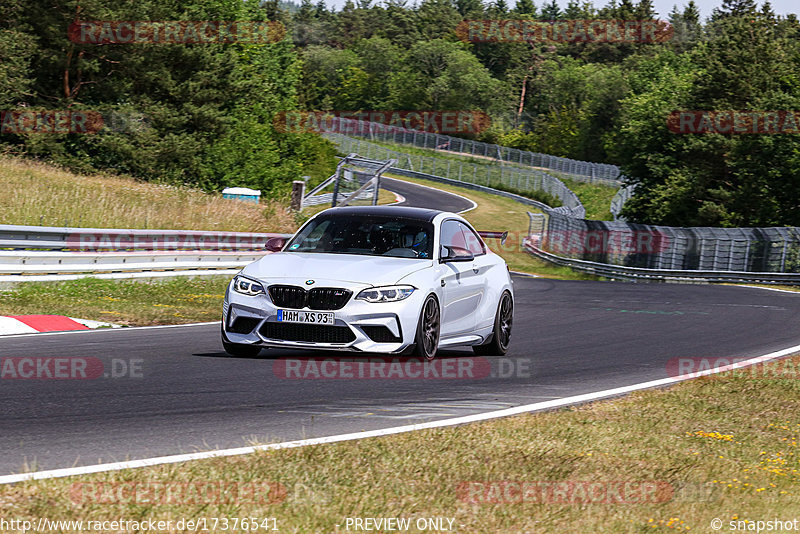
xmin=2 ymin=181 xmax=800 ymax=475
xmin=381 ymin=176 xmax=474 ymax=212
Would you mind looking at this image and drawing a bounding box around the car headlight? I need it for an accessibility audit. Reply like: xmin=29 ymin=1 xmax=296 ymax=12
xmin=233 ymin=275 xmax=265 ymax=296
xmin=356 ymin=285 xmax=415 ymax=303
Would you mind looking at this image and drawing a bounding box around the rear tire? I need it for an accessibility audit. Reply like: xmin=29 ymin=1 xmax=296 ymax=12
xmin=473 ymin=291 xmax=513 ymax=356
xmin=221 ymin=324 xmax=262 ymax=358
xmin=412 ymin=295 xmax=440 ymax=361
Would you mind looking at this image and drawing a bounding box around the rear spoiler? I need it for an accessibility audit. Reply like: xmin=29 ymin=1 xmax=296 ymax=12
xmin=477 ymin=231 xmax=508 ymax=245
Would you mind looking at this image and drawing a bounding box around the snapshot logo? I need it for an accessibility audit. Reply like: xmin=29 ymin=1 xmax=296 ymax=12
xmin=456 ymin=19 xmax=673 ymax=44
xmin=668 ymin=111 xmax=800 ymax=135
xmin=69 ymin=481 xmax=286 ymax=505
xmin=66 ymin=232 xmax=266 ymax=252
xmin=457 ymin=481 xmax=673 ymax=504
xmin=68 ymin=20 xmax=285 ymax=45
xmin=273 ymin=356 xmax=534 ymax=380
xmin=0 ymin=358 xmax=142 ymax=380
xmin=543 ymin=230 xmax=669 ymax=256
xmin=666 ymin=357 xmax=800 ymax=380
xmin=273 ymin=110 xmax=492 ymax=135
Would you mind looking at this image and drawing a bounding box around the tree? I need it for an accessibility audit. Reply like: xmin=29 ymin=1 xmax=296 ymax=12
xmin=512 ymin=0 xmax=536 ymax=16
xmin=713 ymin=0 xmax=757 ymax=19
xmin=416 ymin=0 xmax=463 ymax=41
xmin=669 ymin=0 xmax=702 ymax=52
xmin=611 ymin=15 xmax=800 ymax=227
xmin=683 ymin=0 xmax=701 ymax=25
xmin=634 ymin=0 xmax=656 ymax=19
xmin=456 ymin=0 xmax=484 ymax=16
xmin=2 ymin=0 xmax=334 ymax=192
xmin=539 ymin=0 xmax=560 ymax=20
xmin=388 ymin=40 xmax=503 ymax=112
xmin=0 ymin=0 xmax=34 ymax=107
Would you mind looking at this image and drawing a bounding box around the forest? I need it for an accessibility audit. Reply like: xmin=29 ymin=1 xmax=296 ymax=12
xmin=1 ymin=0 xmax=798 ymax=226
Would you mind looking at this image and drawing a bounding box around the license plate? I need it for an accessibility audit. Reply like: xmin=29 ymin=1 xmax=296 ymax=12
xmin=277 ymin=310 xmax=335 ymax=325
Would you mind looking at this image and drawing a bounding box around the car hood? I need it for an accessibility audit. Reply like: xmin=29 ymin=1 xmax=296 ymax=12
xmin=242 ymin=252 xmax=432 ymax=289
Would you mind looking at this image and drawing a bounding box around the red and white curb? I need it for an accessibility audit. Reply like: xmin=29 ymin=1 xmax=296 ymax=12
xmin=0 ymin=315 xmax=119 ymax=335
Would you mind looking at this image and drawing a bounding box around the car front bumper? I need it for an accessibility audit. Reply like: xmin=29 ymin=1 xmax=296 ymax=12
xmin=222 ymin=280 xmax=425 ymax=353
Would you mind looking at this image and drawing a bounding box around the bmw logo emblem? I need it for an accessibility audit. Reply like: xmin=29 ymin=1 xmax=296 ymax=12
xmin=305 ymin=280 xmax=315 ymax=285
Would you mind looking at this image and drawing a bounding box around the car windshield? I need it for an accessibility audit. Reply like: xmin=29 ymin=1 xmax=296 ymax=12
xmin=284 ymin=214 xmax=433 ymax=259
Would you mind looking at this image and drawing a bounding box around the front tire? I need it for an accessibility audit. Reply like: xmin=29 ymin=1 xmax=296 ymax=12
xmin=473 ymin=291 xmax=513 ymax=356
xmin=412 ymin=295 xmax=440 ymax=361
xmin=221 ymin=324 xmax=262 ymax=358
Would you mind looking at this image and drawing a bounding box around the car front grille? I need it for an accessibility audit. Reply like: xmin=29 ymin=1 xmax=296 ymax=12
xmin=259 ymin=322 xmax=356 ymax=344
xmin=268 ymin=285 xmax=306 ymax=309
xmin=268 ymin=285 xmax=352 ymax=310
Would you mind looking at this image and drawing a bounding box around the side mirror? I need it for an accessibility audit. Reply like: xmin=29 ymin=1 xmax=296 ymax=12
xmin=265 ymin=237 xmax=288 ymax=252
xmin=440 ymin=245 xmax=474 ymax=263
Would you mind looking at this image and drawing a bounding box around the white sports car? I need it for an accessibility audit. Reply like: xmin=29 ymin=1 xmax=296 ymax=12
xmin=221 ymin=206 xmax=513 ymax=360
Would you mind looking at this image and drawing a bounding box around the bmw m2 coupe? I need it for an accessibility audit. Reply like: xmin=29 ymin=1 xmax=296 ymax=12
xmin=221 ymin=206 xmax=513 ymax=360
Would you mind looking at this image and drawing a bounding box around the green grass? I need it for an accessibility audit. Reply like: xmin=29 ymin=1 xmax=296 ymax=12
xmin=386 ymin=173 xmax=601 ymax=281
xmin=6 ymin=353 xmax=800 ymax=532
xmin=560 ymin=176 xmax=617 ymax=221
xmin=0 ymin=277 xmax=230 ymax=326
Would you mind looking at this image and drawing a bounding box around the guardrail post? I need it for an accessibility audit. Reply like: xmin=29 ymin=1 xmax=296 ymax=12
xmin=291 ymin=181 xmax=305 ymax=211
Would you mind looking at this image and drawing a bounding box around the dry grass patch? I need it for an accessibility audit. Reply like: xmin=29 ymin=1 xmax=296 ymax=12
xmin=0 ymin=156 xmax=295 ymax=233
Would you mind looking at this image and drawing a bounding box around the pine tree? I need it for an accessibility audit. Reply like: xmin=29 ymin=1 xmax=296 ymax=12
xmin=513 ymin=0 xmax=536 ymax=16
xmin=539 ymin=0 xmax=560 ymax=20
xmin=456 ymin=0 xmax=484 ymax=16
xmin=296 ymin=0 xmax=315 ymax=23
xmin=563 ymin=0 xmax=583 ymax=18
xmin=683 ymin=0 xmax=700 ymax=25
xmin=635 ymin=0 xmax=656 ymax=19
xmin=616 ymin=0 xmax=635 ymax=19
xmin=715 ymin=0 xmax=758 ymax=18
xmin=760 ymin=1 xmax=776 ymax=21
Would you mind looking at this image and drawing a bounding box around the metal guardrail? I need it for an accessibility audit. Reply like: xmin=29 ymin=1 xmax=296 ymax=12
xmin=610 ymin=184 xmax=636 ymax=221
xmin=0 ymin=224 xmax=286 ymax=252
xmin=523 ymin=237 xmax=800 ymax=286
xmin=0 ymin=225 xmax=293 ymax=285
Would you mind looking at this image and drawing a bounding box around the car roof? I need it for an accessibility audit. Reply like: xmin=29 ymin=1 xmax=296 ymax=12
xmin=320 ymin=205 xmax=447 ymax=222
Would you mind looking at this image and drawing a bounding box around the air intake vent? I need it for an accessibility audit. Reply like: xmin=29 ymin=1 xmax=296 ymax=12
xmin=361 ymin=325 xmax=401 ymax=343
xmin=229 ymin=316 xmax=262 ymax=334
xmin=260 ymin=322 xmax=356 ymax=344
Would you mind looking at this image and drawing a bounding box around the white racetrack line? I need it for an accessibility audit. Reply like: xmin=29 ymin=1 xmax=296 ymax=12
xmin=2 ymin=339 xmax=799 ymax=484
xmin=737 ymin=285 xmax=800 ymax=294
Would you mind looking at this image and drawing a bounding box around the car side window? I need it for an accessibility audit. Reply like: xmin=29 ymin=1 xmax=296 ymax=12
xmin=440 ymin=220 xmax=467 ymax=256
xmin=458 ymin=222 xmax=486 ymax=256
